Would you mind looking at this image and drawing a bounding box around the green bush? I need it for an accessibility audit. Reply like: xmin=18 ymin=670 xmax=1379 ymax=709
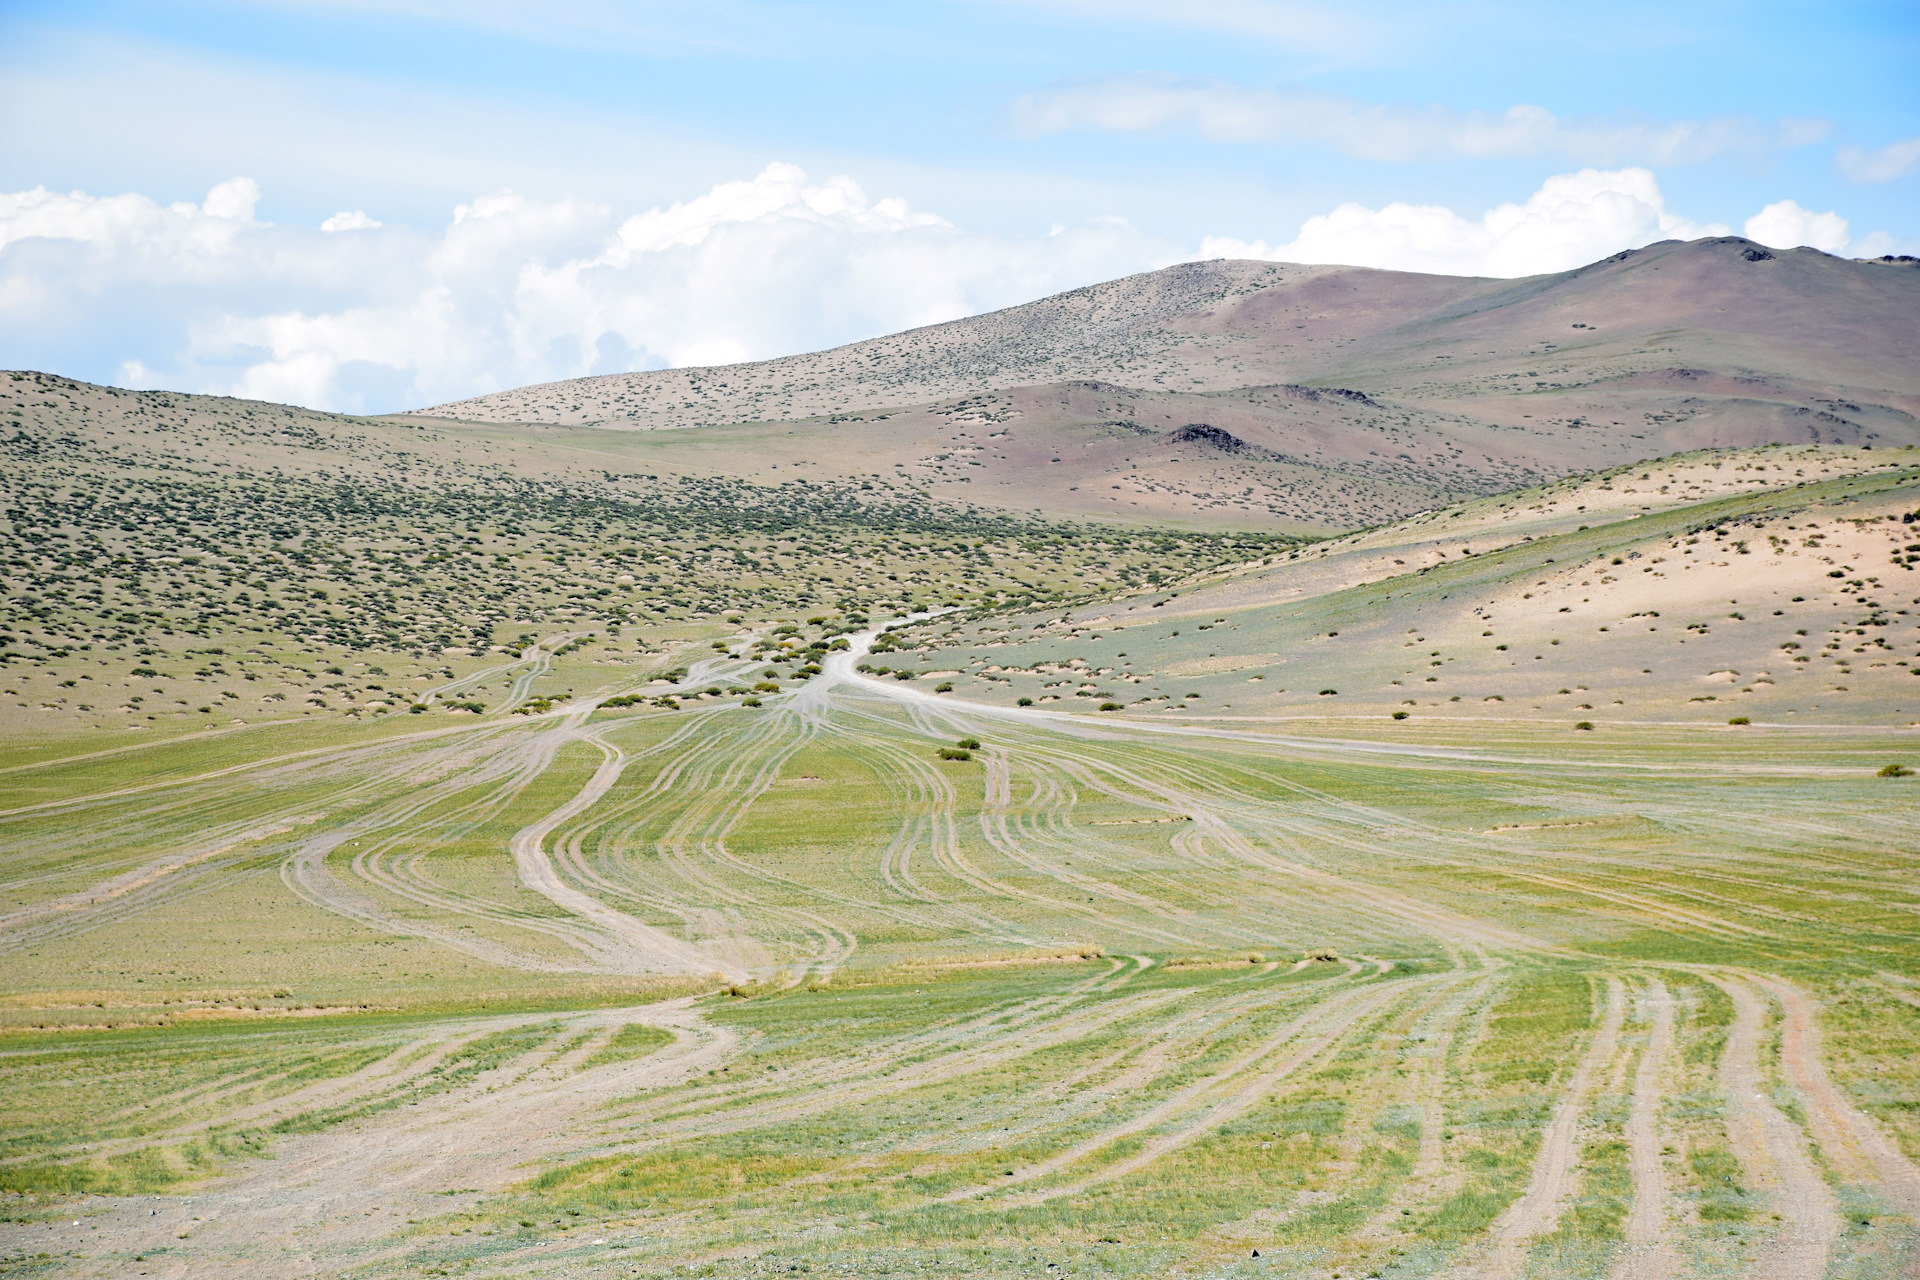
xmin=1727 ymin=716 xmax=1750 ymax=725
xmin=1878 ymin=763 xmax=1913 ymax=777
xmin=1391 ymin=710 xmax=1409 ymax=720
xmin=1574 ymin=721 xmax=1594 ymax=731
xmin=937 ymin=747 xmax=972 ymax=761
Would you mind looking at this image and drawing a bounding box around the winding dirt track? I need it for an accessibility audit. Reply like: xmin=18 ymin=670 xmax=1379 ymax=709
xmin=1611 ymin=978 xmax=1677 ymax=1280
xmin=1709 ymin=973 xmax=1843 ymax=1280
xmin=10 ymin=1000 xmax=734 ymax=1280
xmin=1454 ymin=977 xmax=1626 ymax=1280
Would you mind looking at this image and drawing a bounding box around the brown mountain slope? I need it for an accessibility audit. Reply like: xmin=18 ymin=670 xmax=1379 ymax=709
xmin=421 ymin=237 xmax=1920 ymax=431
xmin=409 ymin=239 xmax=1920 ymax=532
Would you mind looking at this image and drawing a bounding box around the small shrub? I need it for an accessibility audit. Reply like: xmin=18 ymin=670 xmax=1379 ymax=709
xmin=938 ymin=748 xmax=972 ymax=761
xmin=1017 ymin=696 xmax=1033 ymax=706
xmin=1727 ymin=716 xmax=1750 ymax=725
xmin=741 ymin=697 xmax=762 ymax=708
xmin=753 ymin=681 xmax=780 ymax=692
xmin=1099 ymin=702 xmax=1122 ymax=711
xmin=1575 ymin=720 xmax=1594 ymax=731
xmin=935 ymin=682 xmax=953 ymax=692
xmin=1879 ymin=763 xmax=1913 ymax=777
xmin=1318 ymin=688 xmax=1337 ymax=696
xmin=1391 ymin=710 xmax=1409 ymax=720
xmin=956 ymin=738 xmax=981 ymax=749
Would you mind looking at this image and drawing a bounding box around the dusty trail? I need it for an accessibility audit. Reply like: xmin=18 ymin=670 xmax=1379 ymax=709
xmin=1611 ymin=977 xmax=1677 ymax=1280
xmin=945 ymin=973 xmax=1427 ymax=1206
xmin=0 ymin=999 xmax=736 ymax=1280
xmin=505 ymin=721 xmax=729 ymax=978
xmin=1453 ymin=976 xmax=1625 ymax=1280
xmin=1746 ymin=972 xmax=1920 ymax=1268
xmin=1353 ymin=972 xmax=1504 ymax=1242
xmin=1708 ymin=973 xmax=1841 ymax=1280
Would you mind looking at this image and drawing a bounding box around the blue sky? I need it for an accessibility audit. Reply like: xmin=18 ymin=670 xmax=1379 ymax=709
xmin=2 ymin=1 xmax=1915 ymax=409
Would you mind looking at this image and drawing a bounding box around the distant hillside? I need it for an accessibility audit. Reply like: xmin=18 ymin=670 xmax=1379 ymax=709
xmin=410 ymin=239 xmax=1920 ymax=531
xmin=892 ymin=444 xmax=1920 ymax=730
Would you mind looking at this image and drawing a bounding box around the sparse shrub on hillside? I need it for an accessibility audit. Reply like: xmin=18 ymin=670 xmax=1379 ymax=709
xmin=1575 ymin=721 xmax=1594 ymax=730
xmin=1879 ymin=763 xmax=1913 ymax=777
xmin=1727 ymin=716 xmax=1750 ymax=725
xmin=937 ymin=747 xmax=972 ymax=761
xmin=1392 ymin=711 xmax=1409 ymax=719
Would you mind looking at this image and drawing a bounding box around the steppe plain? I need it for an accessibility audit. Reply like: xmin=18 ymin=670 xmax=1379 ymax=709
xmin=2 ymin=237 xmax=1919 ymax=1280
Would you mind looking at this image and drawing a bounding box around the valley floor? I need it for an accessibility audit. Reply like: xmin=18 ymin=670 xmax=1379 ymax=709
xmin=3 ymin=618 xmax=1918 ymax=1280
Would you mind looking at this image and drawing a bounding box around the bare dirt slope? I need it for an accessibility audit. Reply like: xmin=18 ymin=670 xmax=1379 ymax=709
xmin=412 ymin=238 xmax=1920 ymax=530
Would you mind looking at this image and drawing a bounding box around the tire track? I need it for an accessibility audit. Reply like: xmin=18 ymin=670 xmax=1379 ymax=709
xmin=1451 ymin=975 xmax=1624 ymax=1280
xmin=1746 ymin=971 xmax=1920 ymax=1267
xmin=1611 ymin=977 xmax=1677 ymax=1280
xmin=1707 ymin=973 xmax=1841 ymax=1280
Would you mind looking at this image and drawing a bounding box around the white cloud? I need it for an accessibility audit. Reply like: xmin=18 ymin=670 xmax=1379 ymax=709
xmin=0 ymin=164 xmax=1179 ymax=412
xmin=321 ymin=209 xmax=382 ymax=231
xmin=1743 ymin=199 xmax=1850 ymax=253
xmin=202 ymin=176 xmax=261 ymax=221
xmin=1012 ymin=75 xmax=1829 ymax=166
xmin=1202 ymin=168 xmax=1727 ymax=277
xmin=1837 ymin=135 xmax=1920 ymax=183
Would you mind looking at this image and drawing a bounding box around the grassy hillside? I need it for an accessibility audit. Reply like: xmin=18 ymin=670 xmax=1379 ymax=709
xmin=0 ymin=372 xmax=1284 ymax=750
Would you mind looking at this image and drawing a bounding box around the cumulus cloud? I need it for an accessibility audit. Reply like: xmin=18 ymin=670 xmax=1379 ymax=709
xmin=1837 ymin=135 xmax=1920 ymax=183
xmin=0 ymin=164 xmax=1180 ymax=412
xmin=1743 ymin=199 xmax=1850 ymax=253
xmin=1012 ymin=75 xmax=1829 ymax=166
xmin=321 ymin=209 xmax=382 ymax=231
xmin=1202 ymin=168 xmax=1728 ymax=277
xmin=202 ymin=176 xmax=261 ymax=221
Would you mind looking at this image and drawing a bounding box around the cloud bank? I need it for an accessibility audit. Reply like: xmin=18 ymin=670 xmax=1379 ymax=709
xmin=0 ymin=164 xmax=1181 ymax=412
xmin=1202 ymin=169 xmax=1728 ymax=277
xmin=1012 ymin=75 xmax=1829 ymax=166
xmin=1203 ymin=169 xmax=1906 ymax=278
xmin=1 ymin=164 xmax=1902 ymax=413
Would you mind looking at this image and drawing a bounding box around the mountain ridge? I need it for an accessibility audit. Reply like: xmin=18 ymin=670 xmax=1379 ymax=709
xmin=416 ymin=237 xmax=1920 ymax=434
